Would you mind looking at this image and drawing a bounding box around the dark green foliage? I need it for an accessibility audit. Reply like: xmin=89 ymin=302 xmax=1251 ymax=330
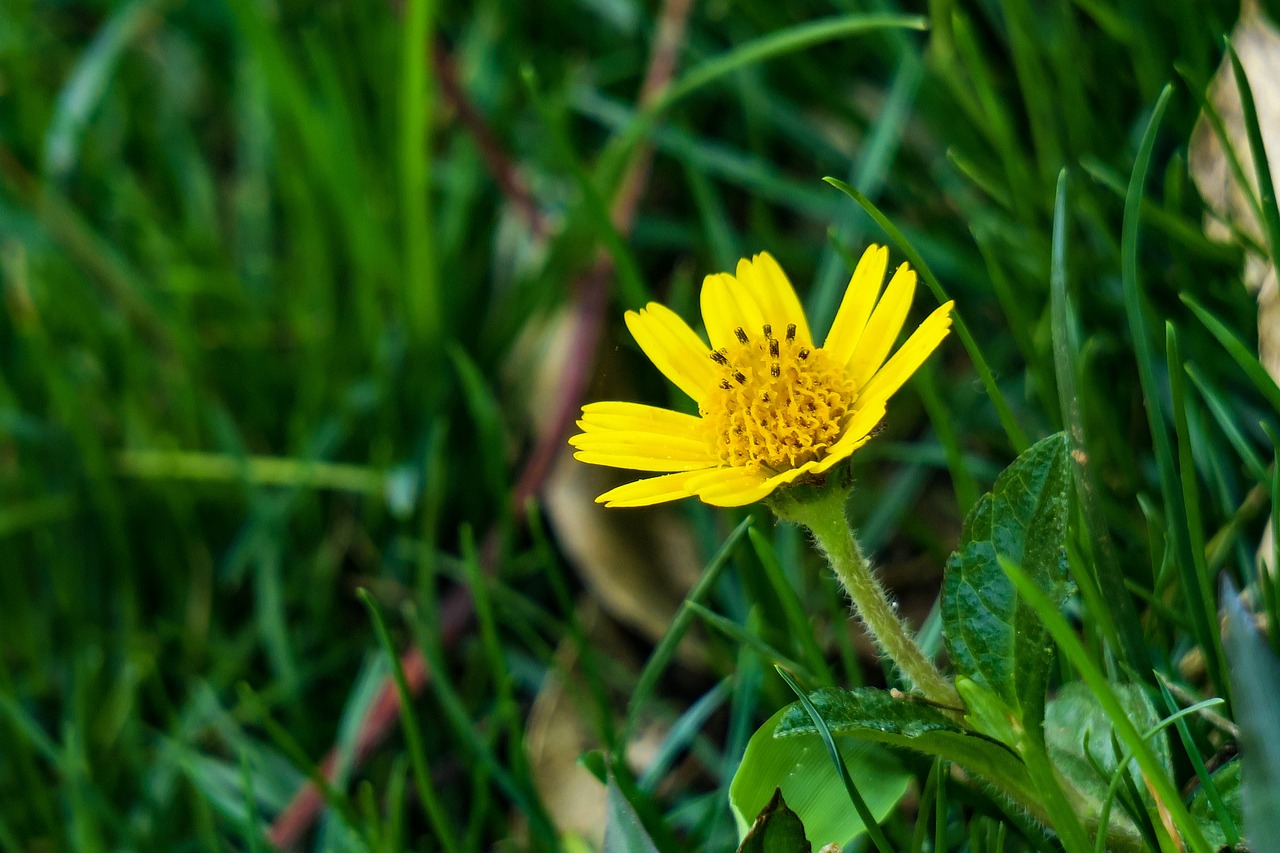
xmin=0 ymin=0 xmax=1265 ymax=847
xmin=942 ymin=433 xmax=1070 ymax=726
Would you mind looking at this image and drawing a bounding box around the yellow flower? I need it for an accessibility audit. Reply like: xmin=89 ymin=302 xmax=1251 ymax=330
xmin=570 ymin=246 xmax=954 ymax=508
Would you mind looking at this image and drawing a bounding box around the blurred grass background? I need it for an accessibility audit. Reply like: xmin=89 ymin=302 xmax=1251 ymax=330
xmin=0 ymin=0 xmax=1273 ymax=849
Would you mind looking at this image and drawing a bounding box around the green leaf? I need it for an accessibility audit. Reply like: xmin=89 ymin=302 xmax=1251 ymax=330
xmin=1189 ymin=760 xmax=1243 ymax=852
xmin=736 ymin=789 xmax=811 ymax=853
xmin=772 ymin=688 xmax=1034 ymax=813
xmin=730 ymin=705 xmax=911 ymax=850
xmin=1044 ymin=682 xmax=1172 ymax=814
xmin=942 ymin=432 xmax=1071 ymax=726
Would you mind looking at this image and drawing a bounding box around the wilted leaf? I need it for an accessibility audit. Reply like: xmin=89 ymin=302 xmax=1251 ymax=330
xmin=1188 ymin=1 xmax=1280 ymax=572
xmin=524 ymin=605 xmax=643 ymax=847
xmin=513 ymin=306 xmax=706 ymax=654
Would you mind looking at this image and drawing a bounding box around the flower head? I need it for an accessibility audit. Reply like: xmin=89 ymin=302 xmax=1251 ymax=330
xmin=570 ymin=247 xmax=953 ymax=507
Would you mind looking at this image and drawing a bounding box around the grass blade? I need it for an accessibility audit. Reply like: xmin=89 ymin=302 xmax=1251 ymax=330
xmin=824 ymin=176 xmax=1029 ymax=452
xmin=774 ymin=667 xmax=895 ymax=853
xmin=1120 ymin=84 xmax=1229 ymax=702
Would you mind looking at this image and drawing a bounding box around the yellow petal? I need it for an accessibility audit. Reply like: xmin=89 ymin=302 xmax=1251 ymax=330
xmin=686 ymin=467 xmax=772 ymax=507
xmin=823 ymin=244 xmax=888 ymax=366
xmin=845 ymin=263 xmax=917 ymax=390
xmin=812 ymin=402 xmax=886 ymax=473
xmin=573 ymin=449 xmax=715 ymax=472
xmin=579 ymin=401 xmax=705 ymax=437
xmin=596 ymin=470 xmax=707 ymax=507
xmin=570 ymin=430 xmax=712 ymax=458
xmin=700 ymin=271 xmax=765 ymax=351
xmin=624 ymin=303 xmax=718 ymax=404
xmin=738 ymin=252 xmax=812 ymax=346
xmin=857 ymin=301 xmax=954 ymax=411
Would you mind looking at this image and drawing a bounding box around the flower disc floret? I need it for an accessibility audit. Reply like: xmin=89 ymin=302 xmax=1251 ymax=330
xmin=703 ymin=324 xmax=856 ymax=473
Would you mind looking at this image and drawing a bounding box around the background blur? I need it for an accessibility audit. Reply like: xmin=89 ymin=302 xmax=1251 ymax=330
xmin=0 ymin=0 xmax=1269 ymax=849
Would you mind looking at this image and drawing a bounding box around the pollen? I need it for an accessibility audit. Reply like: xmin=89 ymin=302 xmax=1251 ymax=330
xmin=702 ymin=324 xmax=857 ymax=473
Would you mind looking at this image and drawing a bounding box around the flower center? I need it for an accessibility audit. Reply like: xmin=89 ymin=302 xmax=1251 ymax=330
xmin=702 ymin=323 xmax=857 ymax=473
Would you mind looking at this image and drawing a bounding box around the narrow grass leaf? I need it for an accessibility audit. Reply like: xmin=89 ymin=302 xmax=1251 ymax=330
xmin=998 ymin=557 xmax=1215 ymax=853
xmin=1226 ymin=40 xmax=1280 ymax=268
xmin=1121 ymin=84 xmax=1229 ymax=703
xmin=358 ymin=590 xmax=462 ymax=853
xmin=1182 ymin=293 xmax=1280 ymax=414
xmin=596 ymin=14 xmax=926 ymax=194
xmin=748 ymin=528 xmax=835 ymax=686
xmin=774 ymin=669 xmax=895 ymax=853
xmin=823 ymin=176 xmax=1029 ymax=452
xmin=1050 ymin=169 xmax=1148 ymax=672
xmin=399 ymin=0 xmax=439 ymax=346
xmin=623 ymin=517 xmax=752 ymax=743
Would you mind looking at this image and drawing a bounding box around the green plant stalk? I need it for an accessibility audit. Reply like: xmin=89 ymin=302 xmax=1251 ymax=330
xmin=775 ymin=486 xmax=959 ymax=707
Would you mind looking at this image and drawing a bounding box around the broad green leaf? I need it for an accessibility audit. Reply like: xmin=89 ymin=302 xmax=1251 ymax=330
xmin=942 ymin=432 xmax=1070 ymax=727
xmin=1044 ymin=682 xmax=1171 ymax=814
xmin=1189 ymin=759 xmax=1243 ymax=852
xmin=736 ymin=789 xmax=811 ymax=853
xmin=772 ymin=689 xmax=1033 ymax=812
xmin=1221 ymin=578 xmax=1280 ymax=845
xmin=731 ymin=705 xmax=910 ymax=850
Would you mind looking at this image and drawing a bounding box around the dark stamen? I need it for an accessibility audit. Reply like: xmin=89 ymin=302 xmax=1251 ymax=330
xmin=720 ymin=379 xmax=732 ymax=390
xmin=710 ymin=351 xmax=728 ymax=365
xmin=762 ymin=392 xmax=770 ymax=403
xmin=798 ymin=347 xmax=810 ymax=360
xmin=786 ymin=324 xmax=796 ymax=342
xmin=762 ymin=324 xmax=773 ymax=339
xmin=769 ymin=339 xmax=779 ymax=359
xmin=734 ymin=327 xmax=748 ymax=344
xmin=770 ymin=363 xmax=780 ymax=378
xmin=733 ymin=371 xmax=747 ymax=385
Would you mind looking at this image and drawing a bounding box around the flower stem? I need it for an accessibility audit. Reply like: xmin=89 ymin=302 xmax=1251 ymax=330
xmin=778 ymin=486 xmax=958 ymax=707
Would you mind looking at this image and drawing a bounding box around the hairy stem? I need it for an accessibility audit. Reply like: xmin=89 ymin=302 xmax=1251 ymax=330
xmin=778 ymin=486 xmax=959 ymax=707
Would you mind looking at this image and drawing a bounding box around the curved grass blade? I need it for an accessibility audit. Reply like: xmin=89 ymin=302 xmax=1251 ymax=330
xmin=824 ymin=176 xmax=1029 ymax=452
xmin=1226 ymin=39 xmax=1280 ymax=267
xmin=1181 ymin=293 xmax=1280 ymax=414
xmin=774 ymin=667 xmax=894 ymax=853
xmin=358 ymin=590 xmax=463 ymax=853
xmin=597 ymin=15 xmax=927 ymax=191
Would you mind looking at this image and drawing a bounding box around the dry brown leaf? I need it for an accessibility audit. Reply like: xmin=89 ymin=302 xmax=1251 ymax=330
xmin=544 ymin=450 xmax=706 ymax=651
xmin=1188 ymin=0 xmax=1280 ymax=574
xmin=507 ymin=304 xmax=706 ymax=653
xmin=523 ymin=603 xmax=634 ymax=848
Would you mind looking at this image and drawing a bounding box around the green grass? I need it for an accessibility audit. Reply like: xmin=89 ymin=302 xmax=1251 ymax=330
xmin=0 ymin=0 xmax=1270 ymax=849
